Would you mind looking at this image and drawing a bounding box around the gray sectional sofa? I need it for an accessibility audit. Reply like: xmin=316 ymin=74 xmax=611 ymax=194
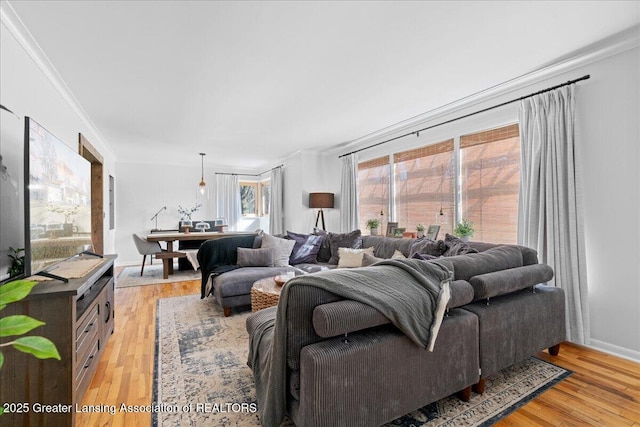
xmin=240 ymin=233 xmax=565 ymax=427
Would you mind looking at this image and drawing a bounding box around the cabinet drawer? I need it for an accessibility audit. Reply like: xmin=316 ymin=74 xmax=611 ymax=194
xmin=75 ymin=337 xmax=100 ymax=399
xmin=76 ymin=302 xmax=99 ymax=358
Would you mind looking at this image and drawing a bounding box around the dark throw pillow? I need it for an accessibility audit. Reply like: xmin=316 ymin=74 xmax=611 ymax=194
xmin=287 ymin=231 xmax=323 ymax=265
xmin=313 ymin=229 xmax=332 ymax=263
xmin=328 ymin=229 xmax=363 ymax=265
xmin=411 ymin=252 xmax=440 ymax=261
xmin=442 ymin=233 xmax=479 ymax=257
xmin=409 ymin=238 xmax=446 ymax=258
xmin=237 ymin=247 xmax=275 ymax=267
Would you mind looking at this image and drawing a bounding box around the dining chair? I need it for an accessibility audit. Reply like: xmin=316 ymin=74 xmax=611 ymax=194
xmin=132 ymin=233 xmax=164 ymax=276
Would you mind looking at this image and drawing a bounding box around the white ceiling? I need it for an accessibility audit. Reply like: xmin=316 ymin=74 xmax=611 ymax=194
xmin=7 ymin=1 xmax=640 ymax=172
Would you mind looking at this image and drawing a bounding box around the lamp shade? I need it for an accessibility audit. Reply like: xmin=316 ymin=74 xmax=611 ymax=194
xmin=309 ymin=192 xmax=334 ymax=209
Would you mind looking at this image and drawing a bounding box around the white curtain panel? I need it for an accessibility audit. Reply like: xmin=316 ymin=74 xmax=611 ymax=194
xmin=269 ymin=166 xmax=284 ymax=235
xmin=340 ymin=153 xmax=359 ymax=232
xmin=215 ymin=174 xmax=241 ymax=231
xmin=518 ymin=84 xmax=590 ymax=344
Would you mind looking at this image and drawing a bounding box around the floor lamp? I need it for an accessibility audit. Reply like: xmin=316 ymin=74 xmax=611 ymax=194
xmin=309 ymin=192 xmax=334 ymax=231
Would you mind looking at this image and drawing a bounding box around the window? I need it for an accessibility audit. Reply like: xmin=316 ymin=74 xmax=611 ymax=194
xmin=356 ymin=123 xmax=520 ymax=243
xmin=358 ymin=156 xmax=390 ymax=231
xmin=394 ymin=140 xmax=455 ymax=235
xmin=241 ymin=180 xmax=270 ymax=216
xmin=460 ymin=124 xmax=520 ymax=243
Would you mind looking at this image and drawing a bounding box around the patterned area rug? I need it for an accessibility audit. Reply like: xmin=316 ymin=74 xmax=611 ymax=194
xmin=116 ymin=264 xmax=200 ymax=288
xmin=154 ymin=294 xmax=571 ymax=426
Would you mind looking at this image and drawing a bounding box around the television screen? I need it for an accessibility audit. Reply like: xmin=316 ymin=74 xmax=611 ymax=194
xmin=24 ymin=118 xmax=92 ymax=277
xmin=0 ymin=110 xmax=24 ymax=283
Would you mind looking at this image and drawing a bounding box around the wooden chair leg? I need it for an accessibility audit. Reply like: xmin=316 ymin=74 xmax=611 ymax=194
xmin=549 ymin=343 xmax=561 ymax=356
xmin=223 ymin=307 xmax=232 ymax=317
xmin=457 ymin=386 xmax=472 ymax=402
xmin=141 ymin=255 xmax=147 ymax=276
xmin=473 ymin=378 xmax=486 ymax=394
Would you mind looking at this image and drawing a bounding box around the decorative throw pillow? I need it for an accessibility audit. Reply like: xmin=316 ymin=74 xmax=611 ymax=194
xmin=337 ymin=247 xmax=375 ymax=268
xmin=261 ymin=233 xmax=296 ymax=267
xmin=409 ymin=238 xmax=446 ymax=258
xmin=391 ymin=249 xmax=406 ymax=259
xmin=237 ymin=247 xmax=275 ymax=267
xmin=328 ymin=229 xmax=363 ymax=265
xmin=361 ymin=252 xmax=385 ymax=267
xmin=442 ymin=233 xmax=479 ymax=257
xmin=287 ymin=231 xmax=323 ymax=264
xmin=313 ymin=229 xmax=332 ymax=263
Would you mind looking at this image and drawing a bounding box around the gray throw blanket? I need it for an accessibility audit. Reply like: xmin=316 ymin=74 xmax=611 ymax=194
xmin=247 ymin=258 xmax=452 ymax=427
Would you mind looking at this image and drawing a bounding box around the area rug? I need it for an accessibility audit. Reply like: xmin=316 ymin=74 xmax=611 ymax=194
xmin=153 ymin=294 xmax=571 ymax=426
xmin=116 ymin=264 xmax=200 ymax=288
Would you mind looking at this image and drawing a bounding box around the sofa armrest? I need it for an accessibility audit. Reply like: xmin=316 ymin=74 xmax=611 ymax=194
xmin=469 ymin=264 xmax=554 ymax=301
xmin=313 ymin=300 xmax=390 ymax=338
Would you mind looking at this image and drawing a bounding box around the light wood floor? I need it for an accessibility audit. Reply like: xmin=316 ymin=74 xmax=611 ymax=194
xmin=78 ymin=278 xmax=640 ymax=426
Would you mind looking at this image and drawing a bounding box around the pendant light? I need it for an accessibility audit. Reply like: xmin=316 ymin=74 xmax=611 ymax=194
xmin=197 ymin=153 xmax=209 ymax=200
xmin=435 ymin=164 xmax=448 ymax=225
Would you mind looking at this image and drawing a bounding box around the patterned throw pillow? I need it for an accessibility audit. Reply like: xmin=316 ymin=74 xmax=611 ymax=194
xmin=287 ymin=231 xmax=323 ymax=264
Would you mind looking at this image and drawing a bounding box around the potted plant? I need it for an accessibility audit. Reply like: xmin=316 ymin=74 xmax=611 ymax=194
xmin=416 ymin=223 xmax=426 ymax=238
xmin=366 ymin=218 xmax=381 ymax=235
xmin=454 ymin=218 xmax=475 ymax=241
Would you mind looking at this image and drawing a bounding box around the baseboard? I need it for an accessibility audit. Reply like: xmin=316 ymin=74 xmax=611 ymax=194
xmin=588 ymin=339 xmax=640 ymax=363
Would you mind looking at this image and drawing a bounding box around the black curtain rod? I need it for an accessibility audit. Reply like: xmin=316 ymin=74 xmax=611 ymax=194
xmin=339 ymin=74 xmax=590 ymax=158
xmin=215 ymin=164 xmax=283 ymax=177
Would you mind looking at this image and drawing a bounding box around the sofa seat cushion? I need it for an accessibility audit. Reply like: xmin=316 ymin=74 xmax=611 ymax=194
xmin=293 ymin=263 xmax=336 ymax=274
xmin=213 ymin=266 xmax=297 ymax=298
xmin=444 ymin=245 xmax=523 ymax=281
xmin=469 ymin=264 xmax=554 ymax=301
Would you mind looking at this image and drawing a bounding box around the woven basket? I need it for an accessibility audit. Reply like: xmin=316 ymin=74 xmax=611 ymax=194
xmin=251 ymin=288 xmax=280 ymax=312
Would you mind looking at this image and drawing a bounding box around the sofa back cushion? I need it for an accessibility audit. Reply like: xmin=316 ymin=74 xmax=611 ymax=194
xmin=444 ymin=245 xmax=523 ymax=282
xmin=469 ymin=264 xmax=554 ymax=301
xmin=361 ymin=235 xmax=415 ymax=259
xmin=468 ymin=241 xmax=538 ymax=265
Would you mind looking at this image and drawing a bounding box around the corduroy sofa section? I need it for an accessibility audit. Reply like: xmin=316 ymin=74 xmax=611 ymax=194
xmin=245 ymin=237 xmax=566 ymax=426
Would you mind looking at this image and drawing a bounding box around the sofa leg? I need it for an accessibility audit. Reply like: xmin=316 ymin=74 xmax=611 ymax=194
xmin=473 ymin=378 xmax=486 ymax=394
xmin=223 ymin=307 xmax=232 ymax=317
xmin=457 ymin=386 xmax=472 ymax=402
xmin=548 ymin=343 xmax=561 ymax=356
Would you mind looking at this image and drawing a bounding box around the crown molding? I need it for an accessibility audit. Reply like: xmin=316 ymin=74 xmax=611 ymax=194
xmin=1 ymin=0 xmax=116 ymax=160
xmin=328 ymin=24 xmax=640 ymax=157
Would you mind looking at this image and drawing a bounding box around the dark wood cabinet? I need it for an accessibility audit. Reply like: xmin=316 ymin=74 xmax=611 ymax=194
xmin=0 ymin=255 xmax=116 ymax=426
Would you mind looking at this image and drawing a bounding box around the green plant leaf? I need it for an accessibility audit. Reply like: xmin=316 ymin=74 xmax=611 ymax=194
xmin=12 ymin=336 xmax=61 ymax=360
xmin=0 ymin=315 xmax=45 ymax=337
xmin=0 ymin=405 xmax=3 ymax=415
xmin=0 ymin=280 xmax=38 ymax=307
xmin=0 ymin=351 xmax=4 ymax=369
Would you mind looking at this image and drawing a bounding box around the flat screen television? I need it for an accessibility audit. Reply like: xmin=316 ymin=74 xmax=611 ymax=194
xmin=0 ymin=109 xmax=25 ymax=283
xmin=24 ymin=117 xmax=93 ymax=280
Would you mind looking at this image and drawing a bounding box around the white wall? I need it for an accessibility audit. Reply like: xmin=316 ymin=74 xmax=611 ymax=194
xmin=281 ymin=151 xmax=340 ymax=233
xmin=0 ymin=17 xmax=117 ymax=261
xmin=318 ymin=45 xmax=640 ymax=361
xmin=115 ymin=161 xmax=217 ymax=265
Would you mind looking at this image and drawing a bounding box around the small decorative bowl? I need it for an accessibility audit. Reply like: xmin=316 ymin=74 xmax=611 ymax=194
xmin=274 ymin=276 xmax=286 ymax=287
